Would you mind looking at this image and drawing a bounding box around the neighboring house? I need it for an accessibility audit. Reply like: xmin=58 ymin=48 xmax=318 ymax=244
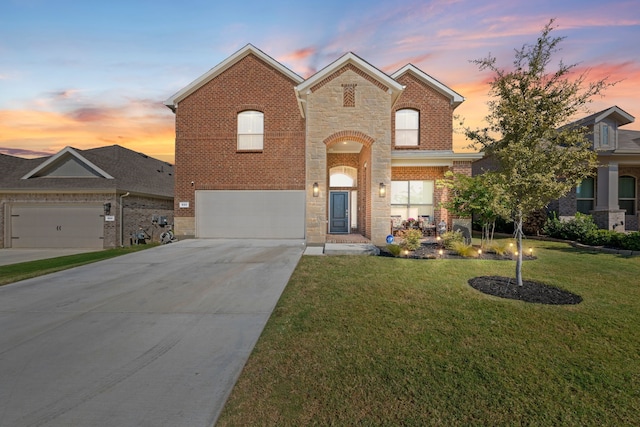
xmin=164 ymin=44 xmax=481 ymax=246
xmin=0 ymin=145 xmax=174 ymax=248
xmin=472 ymin=106 xmax=640 ymax=232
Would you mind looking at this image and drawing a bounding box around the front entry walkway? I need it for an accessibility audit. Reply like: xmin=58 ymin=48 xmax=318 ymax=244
xmin=303 ymin=233 xmax=378 ymax=256
xmin=325 ymin=233 xmax=371 ymax=244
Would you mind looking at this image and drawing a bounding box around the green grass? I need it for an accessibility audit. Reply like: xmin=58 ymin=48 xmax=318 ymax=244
xmin=218 ymin=239 xmax=640 ymax=426
xmin=0 ymin=244 xmax=158 ymax=286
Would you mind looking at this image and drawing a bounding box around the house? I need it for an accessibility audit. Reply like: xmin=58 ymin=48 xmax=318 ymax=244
xmin=164 ymin=44 xmax=481 ymax=246
xmin=0 ymin=145 xmax=174 ymax=248
xmin=472 ymin=106 xmax=640 ymax=232
xmin=555 ymin=106 xmax=640 ymax=231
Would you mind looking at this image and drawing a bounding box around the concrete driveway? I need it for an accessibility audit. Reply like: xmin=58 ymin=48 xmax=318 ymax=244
xmin=0 ymin=239 xmax=305 ymax=427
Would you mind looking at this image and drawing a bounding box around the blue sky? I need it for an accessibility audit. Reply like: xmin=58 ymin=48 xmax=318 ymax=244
xmin=1 ymin=0 xmax=639 ymax=162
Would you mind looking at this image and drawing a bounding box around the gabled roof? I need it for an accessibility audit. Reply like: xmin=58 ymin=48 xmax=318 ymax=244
xmin=295 ymin=51 xmax=405 ymax=117
xmin=164 ymin=44 xmax=304 ymax=111
xmin=568 ymin=105 xmax=635 ymax=128
xmin=391 ymin=64 xmax=465 ymax=108
xmin=21 ymin=146 xmax=114 ymax=180
xmin=1 ymin=145 xmax=174 ymax=198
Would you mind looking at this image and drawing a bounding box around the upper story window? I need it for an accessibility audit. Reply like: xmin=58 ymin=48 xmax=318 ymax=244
xmin=601 ymin=123 xmax=609 ymax=147
xmin=395 ymin=109 xmax=419 ymax=147
xmin=576 ymin=177 xmax=595 ymax=214
xmin=619 ymin=175 xmax=636 ymax=215
xmin=237 ymin=110 xmax=264 ymax=150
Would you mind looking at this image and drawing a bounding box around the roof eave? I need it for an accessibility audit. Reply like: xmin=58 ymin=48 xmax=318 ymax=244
xmin=391 ymin=64 xmax=465 ymax=108
xmin=164 ymin=43 xmax=304 ymax=109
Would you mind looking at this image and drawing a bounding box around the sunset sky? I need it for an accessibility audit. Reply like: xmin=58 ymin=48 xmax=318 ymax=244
xmin=1 ymin=0 xmax=639 ymax=163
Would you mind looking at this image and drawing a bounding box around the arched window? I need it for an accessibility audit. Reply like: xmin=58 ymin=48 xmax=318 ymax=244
xmin=395 ymin=109 xmax=419 ymax=146
xmin=329 ymin=166 xmax=357 ymax=187
xmin=237 ymin=110 xmax=264 ymax=150
xmin=619 ymin=175 xmax=636 ymax=215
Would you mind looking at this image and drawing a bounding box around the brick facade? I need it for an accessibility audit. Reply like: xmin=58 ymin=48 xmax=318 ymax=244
xmin=173 ymin=53 xmax=305 ymax=237
xmin=393 ymin=73 xmax=455 ymax=150
xmin=167 ymin=45 xmax=473 ymax=244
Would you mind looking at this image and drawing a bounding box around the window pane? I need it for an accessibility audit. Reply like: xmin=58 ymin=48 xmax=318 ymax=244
xmin=576 ymin=200 xmax=593 ymax=214
xmin=238 ymin=111 xmax=263 ymax=133
xmin=395 ymin=109 xmax=419 ymax=146
xmin=409 ymin=181 xmax=434 ymax=204
xmin=576 ymin=178 xmax=594 ymax=199
xmin=238 ymin=134 xmax=263 ymax=150
xmin=330 ymin=174 xmax=354 ymax=187
xmin=619 ymin=200 xmax=635 ymax=215
xmin=238 ymin=111 xmax=264 ymax=150
xmin=619 ymin=176 xmax=635 ymax=198
xmin=601 ymin=124 xmax=609 ymax=146
xmin=396 ymin=130 xmax=418 ymax=146
xmin=395 ymin=109 xmax=418 ymax=130
xmin=391 ymin=181 xmax=409 ymax=204
xmin=391 ymin=206 xmax=408 ymax=218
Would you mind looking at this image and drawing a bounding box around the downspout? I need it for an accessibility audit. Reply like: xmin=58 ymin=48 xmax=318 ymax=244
xmin=119 ymin=192 xmax=130 ymax=247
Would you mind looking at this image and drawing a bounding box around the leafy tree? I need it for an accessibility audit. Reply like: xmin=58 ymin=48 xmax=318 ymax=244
xmin=466 ymin=20 xmax=608 ymax=286
xmin=438 ymin=171 xmax=507 ymax=247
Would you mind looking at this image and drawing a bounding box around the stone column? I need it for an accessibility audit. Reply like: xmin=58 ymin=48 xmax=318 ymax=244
xmin=593 ymin=159 xmax=625 ymax=230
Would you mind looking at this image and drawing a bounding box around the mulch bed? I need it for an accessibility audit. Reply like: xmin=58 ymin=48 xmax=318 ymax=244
xmin=468 ymin=276 xmax=583 ymax=305
xmin=378 ymin=243 xmax=535 ymax=261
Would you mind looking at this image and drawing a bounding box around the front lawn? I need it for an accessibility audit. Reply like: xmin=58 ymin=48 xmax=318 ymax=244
xmin=0 ymin=244 xmax=157 ymax=286
xmin=218 ymin=239 xmax=640 ymax=426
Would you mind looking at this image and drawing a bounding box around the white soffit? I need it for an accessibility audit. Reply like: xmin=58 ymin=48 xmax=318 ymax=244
xmin=391 ymin=64 xmax=464 ymax=108
xmin=164 ymin=44 xmax=304 ymax=110
xmin=21 ymin=146 xmax=114 ymax=180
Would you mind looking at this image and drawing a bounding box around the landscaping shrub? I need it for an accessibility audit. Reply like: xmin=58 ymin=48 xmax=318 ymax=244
xmin=450 ymin=241 xmax=478 ymax=257
xmin=581 ymin=229 xmax=615 ymax=247
xmin=397 ymin=229 xmax=423 ymax=251
xmin=386 ymin=244 xmax=402 ymax=257
xmin=543 ymin=212 xmax=599 ymax=242
xmin=620 ymin=232 xmax=640 ymax=251
xmin=441 ymin=230 xmax=463 ymax=249
xmin=484 ymin=239 xmax=511 ymax=255
xmin=543 ymin=214 xmax=640 ymax=251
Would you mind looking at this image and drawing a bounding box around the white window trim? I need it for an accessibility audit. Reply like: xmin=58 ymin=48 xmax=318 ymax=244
xmin=237 ymin=110 xmax=264 ymax=151
xmin=395 ymin=109 xmax=419 ymax=147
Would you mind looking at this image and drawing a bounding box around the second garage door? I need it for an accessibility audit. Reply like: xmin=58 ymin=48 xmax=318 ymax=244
xmin=195 ymin=190 xmax=305 ymax=239
xmin=10 ymin=204 xmax=104 ymax=248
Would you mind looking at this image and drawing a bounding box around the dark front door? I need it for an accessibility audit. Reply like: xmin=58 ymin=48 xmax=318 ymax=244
xmin=329 ymin=191 xmax=349 ymax=234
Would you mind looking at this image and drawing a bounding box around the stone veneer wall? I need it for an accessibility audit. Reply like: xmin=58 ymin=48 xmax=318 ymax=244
xmin=305 ymin=68 xmax=392 ymax=245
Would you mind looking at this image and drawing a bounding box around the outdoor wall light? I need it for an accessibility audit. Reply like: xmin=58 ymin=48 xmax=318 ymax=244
xmin=103 ymin=202 xmax=111 ymax=215
xmin=379 ymin=182 xmax=386 ymax=197
xmin=313 ymin=182 xmax=319 ymax=197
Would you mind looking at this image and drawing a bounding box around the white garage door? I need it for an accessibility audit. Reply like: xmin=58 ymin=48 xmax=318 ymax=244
xmin=196 ymin=190 xmax=305 ymax=239
xmin=10 ymin=205 xmax=104 ymax=248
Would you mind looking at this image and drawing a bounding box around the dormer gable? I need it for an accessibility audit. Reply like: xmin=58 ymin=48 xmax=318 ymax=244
xmin=566 ymin=106 xmax=635 ymax=151
xmin=21 ymin=146 xmax=114 ymax=179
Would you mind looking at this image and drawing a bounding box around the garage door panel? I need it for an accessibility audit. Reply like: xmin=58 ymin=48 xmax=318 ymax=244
xmin=11 ymin=205 xmax=104 ymax=248
xmin=196 ymin=191 xmax=304 ymax=239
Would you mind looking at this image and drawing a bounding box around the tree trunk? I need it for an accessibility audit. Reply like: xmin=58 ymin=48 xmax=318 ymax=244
xmin=515 ymin=211 xmax=524 ymax=287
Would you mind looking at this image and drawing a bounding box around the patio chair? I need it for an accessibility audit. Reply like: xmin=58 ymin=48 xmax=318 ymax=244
xmin=390 ymin=215 xmax=403 ymax=235
xmin=419 ymin=215 xmax=434 ymax=236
